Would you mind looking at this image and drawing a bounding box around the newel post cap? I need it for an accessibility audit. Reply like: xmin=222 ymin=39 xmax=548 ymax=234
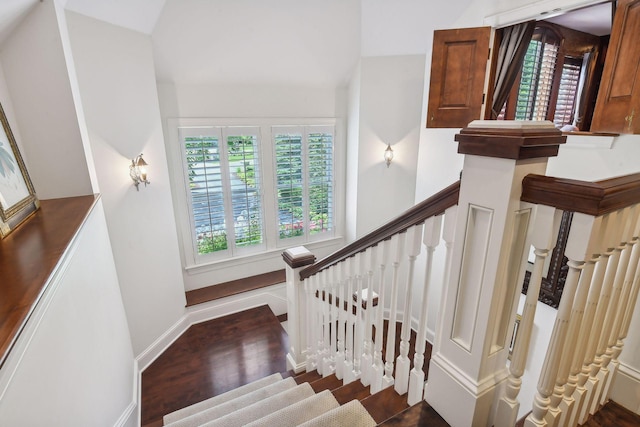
xmin=455 ymin=120 xmax=566 ymax=160
xmin=282 ymin=246 xmax=316 ymax=268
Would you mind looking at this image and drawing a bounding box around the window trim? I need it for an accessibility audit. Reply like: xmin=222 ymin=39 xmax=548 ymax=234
xmin=166 ymin=117 xmax=345 ymax=271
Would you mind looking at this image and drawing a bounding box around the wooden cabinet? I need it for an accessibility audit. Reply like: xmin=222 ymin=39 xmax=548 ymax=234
xmin=591 ymin=0 xmax=640 ymax=133
xmin=426 ymin=27 xmax=491 ymax=128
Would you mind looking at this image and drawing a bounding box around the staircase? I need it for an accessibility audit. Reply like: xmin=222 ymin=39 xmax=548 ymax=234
xmin=160 ymin=369 xmax=448 ymax=427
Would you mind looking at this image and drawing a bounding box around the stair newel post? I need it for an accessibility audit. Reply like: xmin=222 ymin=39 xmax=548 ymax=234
xmin=351 ymin=252 xmax=365 ymax=381
xmin=425 ymin=121 xmax=565 ymax=427
xmin=600 ymin=206 xmax=640 ymax=404
xmin=343 ymin=256 xmax=357 ymax=384
xmin=360 ymin=245 xmax=378 ymax=387
xmin=370 ymin=239 xmax=390 ymax=394
xmin=382 ymin=232 xmax=406 ymax=390
xmin=408 ymin=215 xmax=443 ymax=405
xmin=283 ymin=246 xmax=317 ymax=373
xmin=524 ymin=213 xmax=600 ymax=427
xmin=586 ymin=209 xmax=628 ymax=416
xmin=394 ymin=224 xmax=424 ymax=395
xmin=335 ymin=261 xmax=347 ymax=380
xmin=494 ymin=204 xmax=562 ymax=427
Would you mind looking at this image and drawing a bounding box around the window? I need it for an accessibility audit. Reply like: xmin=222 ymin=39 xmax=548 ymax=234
xmin=274 ymin=126 xmax=334 ymax=242
xmin=170 ymin=119 xmax=340 ymax=267
xmin=497 ymin=21 xmax=605 ymax=130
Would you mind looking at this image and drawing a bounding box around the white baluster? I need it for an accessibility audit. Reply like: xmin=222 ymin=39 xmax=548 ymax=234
xmin=395 ymin=224 xmax=424 ymax=395
xmin=587 ymin=209 xmax=627 ymax=416
xmin=343 ymin=256 xmax=357 ymax=384
xmin=382 ymin=232 xmax=406 ymax=390
xmin=408 ymin=215 xmax=443 ymax=405
xmin=370 ymin=239 xmax=390 ymax=394
xmin=328 ymin=263 xmax=339 ymax=375
xmin=320 ymin=269 xmax=332 ymax=377
xmin=306 ymin=274 xmax=319 ymax=372
xmin=335 ymin=261 xmax=346 ymax=380
xmin=600 ymin=206 xmax=640 ymax=404
xmin=525 ymin=213 xmax=599 ymax=427
xmin=351 ymin=252 xmax=365 ymax=381
xmin=360 ymin=246 xmax=378 ymax=386
xmin=495 ymin=205 xmax=561 ymax=427
xmin=577 ymin=213 xmax=618 ymax=425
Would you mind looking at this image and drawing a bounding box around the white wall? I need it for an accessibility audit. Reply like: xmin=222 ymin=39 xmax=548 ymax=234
xmin=353 ymin=55 xmax=425 ymax=237
xmin=65 ymin=11 xmax=186 ymax=356
xmin=0 ymin=0 xmax=93 ymax=199
xmin=0 ymin=200 xmax=137 ymax=427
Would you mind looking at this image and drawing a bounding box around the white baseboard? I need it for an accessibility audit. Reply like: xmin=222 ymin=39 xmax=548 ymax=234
xmin=609 ymin=362 xmax=640 ymax=414
xmin=136 ymin=283 xmax=287 ymax=372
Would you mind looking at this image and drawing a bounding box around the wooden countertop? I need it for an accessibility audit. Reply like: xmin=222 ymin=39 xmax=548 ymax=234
xmin=0 ymin=194 xmax=98 ymax=368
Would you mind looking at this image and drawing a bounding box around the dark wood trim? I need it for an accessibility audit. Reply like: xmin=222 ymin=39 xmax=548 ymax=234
xmin=0 ymin=195 xmax=99 ymax=368
xmin=300 ymin=181 xmax=460 ymax=280
xmin=185 ymin=269 xmax=286 ymax=307
xmin=521 ymin=173 xmax=640 ymax=216
xmin=276 ymin=313 xmax=288 ymax=323
xmin=455 ymin=125 xmax=566 ymax=160
xmin=282 ymin=250 xmax=316 ymax=268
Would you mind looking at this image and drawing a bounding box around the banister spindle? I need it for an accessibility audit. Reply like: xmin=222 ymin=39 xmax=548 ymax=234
xmin=319 ymin=269 xmax=332 ymax=377
xmin=351 ymin=252 xmax=365 ymax=381
xmin=408 ymin=215 xmax=443 ymax=405
xmin=600 ymin=206 xmax=640 ymax=405
xmin=495 ymin=204 xmax=561 ymax=427
xmin=382 ymin=232 xmax=406 ymax=390
xmin=370 ymin=239 xmax=390 ymax=394
xmin=306 ymin=273 xmax=319 ymax=373
xmin=576 ymin=213 xmax=619 ymax=425
xmin=335 ymin=261 xmax=346 ymax=380
xmin=328 ymin=262 xmax=339 ymax=376
xmin=525 ymin=213 xmax=599 ymax=427
xmin=360 ymin=245 xmax=378 ymax=386
xmin=586 ymin=209 xmax=628 ymax=416
xmin=343 ymin=256 xmax=357 ymax=384
xmin=395 ymin=224 xmax=424 ymax=395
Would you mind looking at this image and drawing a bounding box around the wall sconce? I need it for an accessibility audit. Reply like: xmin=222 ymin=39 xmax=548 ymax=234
xmin=384 ymin=144 xmax=394 ymax=168
xmin=130 ymin=154 xmax=150 ymax=191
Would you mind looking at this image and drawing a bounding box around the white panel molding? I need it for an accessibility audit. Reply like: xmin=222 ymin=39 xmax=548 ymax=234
xmin=609 ymin=361 xmax=640 ymax=414
xmin=452 ymin=205 xmax=494 ymax=351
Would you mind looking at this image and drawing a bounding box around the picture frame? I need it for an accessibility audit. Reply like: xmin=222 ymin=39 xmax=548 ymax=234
xmin=0 ymin=101 xmax=39 ymax=238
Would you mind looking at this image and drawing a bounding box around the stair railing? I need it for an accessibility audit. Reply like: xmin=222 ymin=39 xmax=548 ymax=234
xmin=283 ymin=180 xmax=460 ymax=402
xmin=493 ymin=173 xmax=640 ymax=427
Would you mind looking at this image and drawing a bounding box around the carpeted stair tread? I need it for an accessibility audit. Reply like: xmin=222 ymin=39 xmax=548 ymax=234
xmin=162 ymin=373 xmax=282 ymax=425
xmin=200 ymin=383 xmax=315 ymax=427
xmin=244 ymin=389 xmax=339 ymax=427
xmin=298 ymin=399 xmax=377 ymax=427
xmin=164 ymin=376 xmax=296 ymax=427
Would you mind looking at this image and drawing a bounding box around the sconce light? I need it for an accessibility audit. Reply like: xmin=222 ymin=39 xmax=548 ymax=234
xmin=130 ymin=153 xmax=150 ymax=191
xmin=384 ymin=144 xmax=394 ymax=168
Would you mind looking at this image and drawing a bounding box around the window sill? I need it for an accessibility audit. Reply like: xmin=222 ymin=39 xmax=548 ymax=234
xmin=183 ymin=236 xmax=345 ymax=276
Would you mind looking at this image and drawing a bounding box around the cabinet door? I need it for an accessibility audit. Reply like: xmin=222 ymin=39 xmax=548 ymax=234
xmin=591 ymin=0 xmax=640 ymax=134
xmin=426 ymin=27 xmax=491 ymax=128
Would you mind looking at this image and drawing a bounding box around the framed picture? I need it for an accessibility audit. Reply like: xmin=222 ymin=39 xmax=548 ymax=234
xmin=0 ymin=101 xmax=38 ymax=238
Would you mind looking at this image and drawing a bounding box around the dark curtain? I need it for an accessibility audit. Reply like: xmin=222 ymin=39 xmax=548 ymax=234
xmin=491 ymin=20 xmax=536 ymax=119
xmin=573 ymin=48 xmax=600 ymax=130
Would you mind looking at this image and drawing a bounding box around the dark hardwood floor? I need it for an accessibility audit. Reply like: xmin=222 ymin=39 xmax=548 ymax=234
xmin=141 ymin=303 xmax=640 ymax=427
xmin=141 ymin=305 xmax=288 ymax=426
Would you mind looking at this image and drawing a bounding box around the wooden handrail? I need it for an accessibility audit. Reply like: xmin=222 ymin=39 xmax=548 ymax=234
xmin=300 ymin=180 xmax=460 ymax=280
xmin=521 ymin=173 xmax=640 ymax=216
